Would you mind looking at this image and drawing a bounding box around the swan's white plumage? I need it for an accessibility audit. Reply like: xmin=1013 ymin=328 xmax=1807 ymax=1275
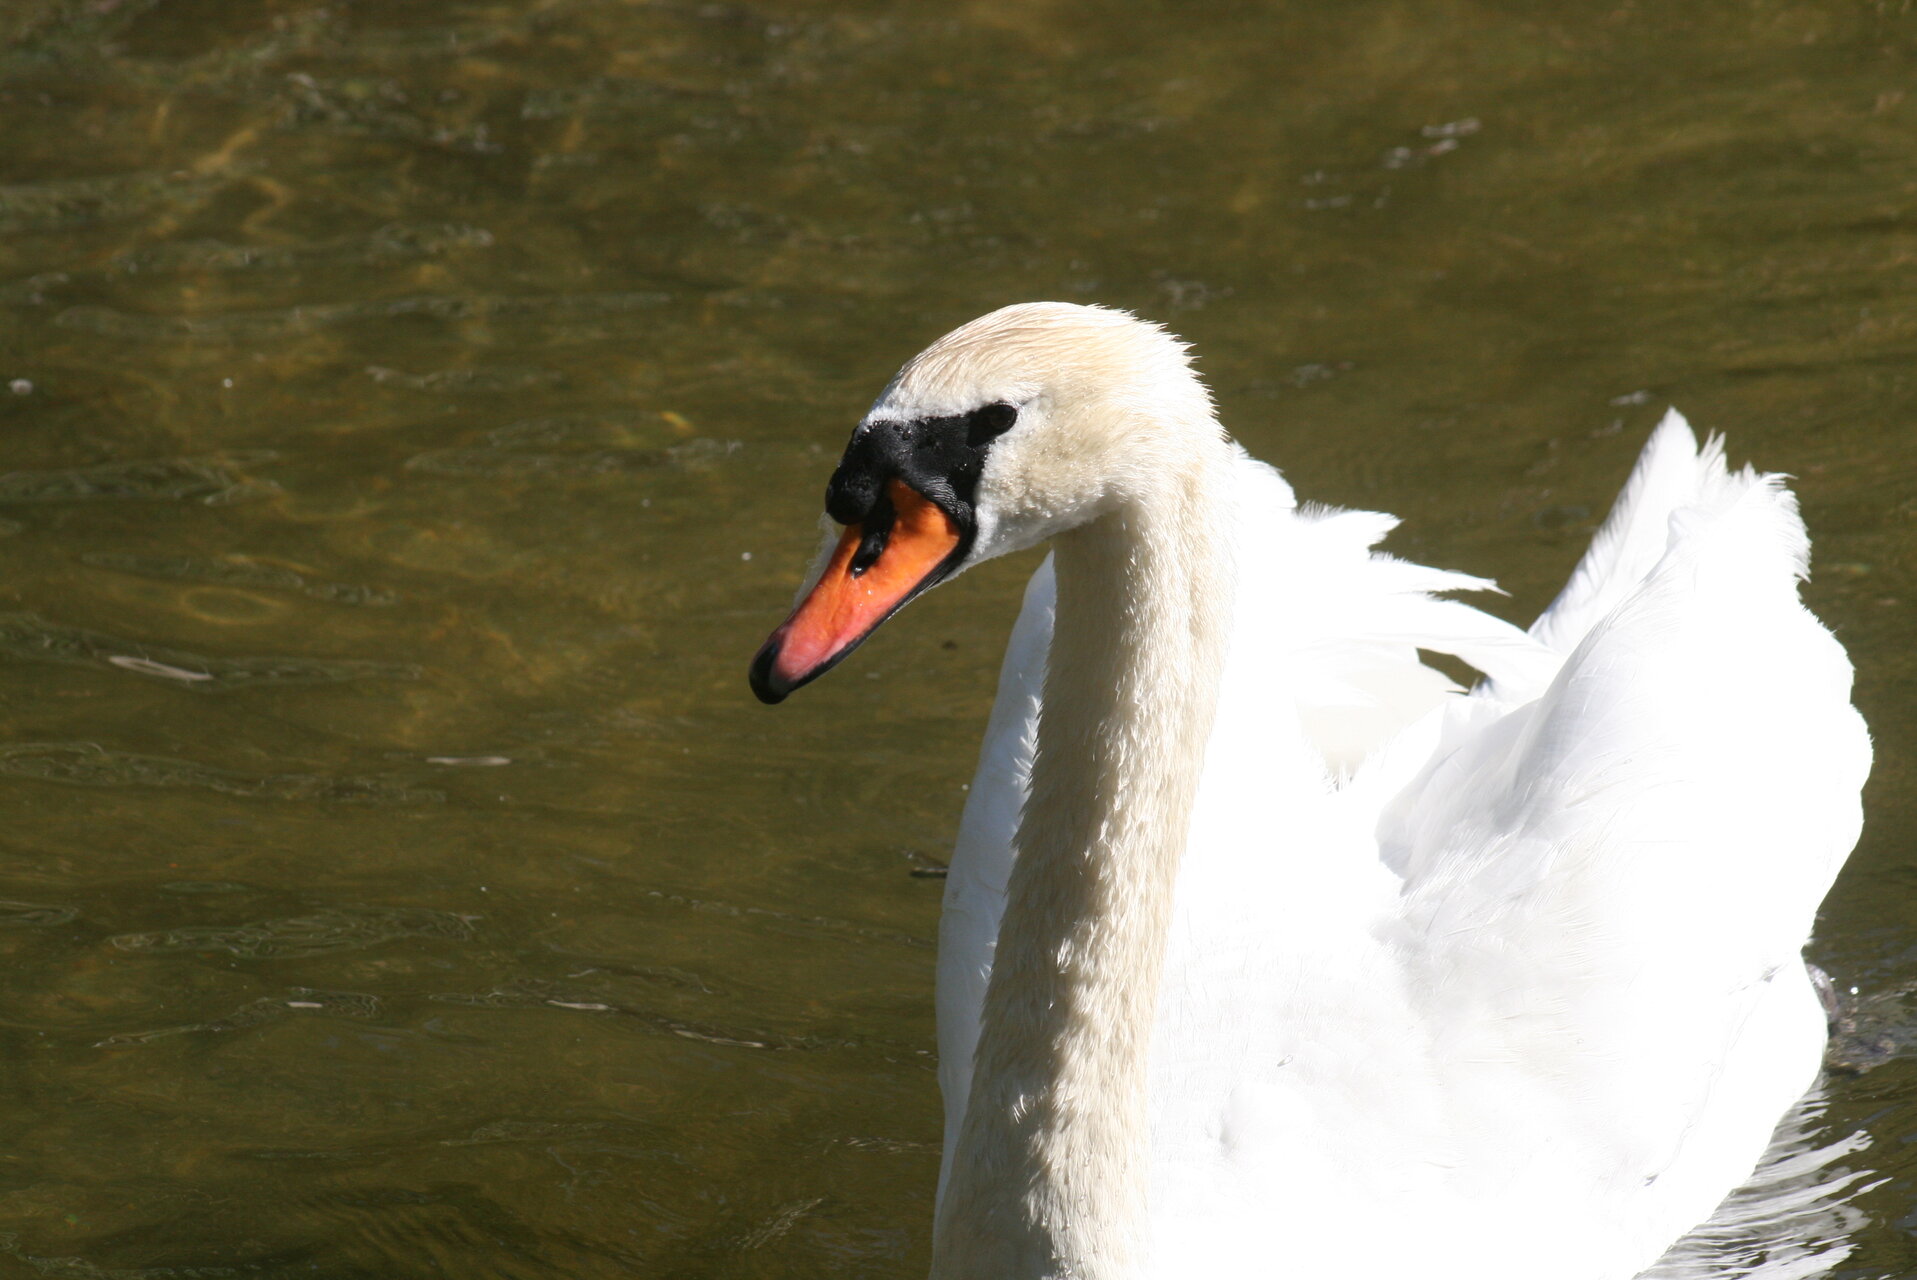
xmin=941 ymin=432 xmax=1863 ymax=1273
xmin=788 ymin=304 xmax=1868 ymax=1279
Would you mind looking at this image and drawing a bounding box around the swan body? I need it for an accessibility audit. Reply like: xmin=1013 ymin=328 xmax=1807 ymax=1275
xmin=749 ymin=303 xmax=1870 ymax=1280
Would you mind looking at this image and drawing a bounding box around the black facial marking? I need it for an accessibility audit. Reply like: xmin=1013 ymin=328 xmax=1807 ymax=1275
xmin=822 ymin=403 xmax=1021 ymax=571
xmin=750 ymin=403 xmax=1020 ymax=705
xmin=969 ymin=402 xmax=1018 ymax=443
xmin=849 ymin=487 xmax=895 ymax=576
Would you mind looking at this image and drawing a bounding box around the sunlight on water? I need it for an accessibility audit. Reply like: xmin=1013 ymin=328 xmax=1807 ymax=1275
xmin=1645 ymin=1094 xmax=1879 ymax=1280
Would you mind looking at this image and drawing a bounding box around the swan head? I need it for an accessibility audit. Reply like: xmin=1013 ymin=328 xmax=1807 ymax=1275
xmin=750 ymin=301 xmax=1217 ymax=703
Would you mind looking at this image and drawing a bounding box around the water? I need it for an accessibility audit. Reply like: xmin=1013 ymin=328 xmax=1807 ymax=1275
xmin=0 ymin=0 xmax=1911 ymax=1274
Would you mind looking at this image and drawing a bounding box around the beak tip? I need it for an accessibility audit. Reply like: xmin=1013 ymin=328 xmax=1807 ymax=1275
xmin=748 ymin=640 xmax=791 ymax=705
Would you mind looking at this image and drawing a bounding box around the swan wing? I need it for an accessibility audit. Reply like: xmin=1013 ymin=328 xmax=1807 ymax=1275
xmin=1529 ymin=409 xmax=1738 ymax=660
xmin=1233 ymin=454 xmax=1560 ymax=771
xmin=1378 ymin=439 xmax=1869 ymax=1268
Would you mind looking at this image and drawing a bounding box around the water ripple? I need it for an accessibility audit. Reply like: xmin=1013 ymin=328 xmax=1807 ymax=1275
xmin=0 ymin=742 xmax=441 ymax=805
xmin=110 ymin=905 xmax=477 ymax=960
xmin=407 ymin=418 xmax=740 ymax=479
xmin=635 ymin=886 xmax=933 ymax=951
xmin=0 ymin=612 xmax=419 ymax=690
xmin=0 ymin=1230 xmax=254 ymax=1279
xmin=366 ymin=365 xmax=564 ymax=394
xmin=520 ymin=77 xmax=723 ymax=122
xmin=441 ymin=1118 xmax=620 ymax=1147
xmin=55 ymin=291 xmax=672 ymax=344
xmin=0 ymin=170 xmax=221 ymax=235
xmin=0 ymin=900 xmax=78 ymax=928
xmin=82 ymin=553 xmax=398 ymax=606
xmin=98 ymin=988 xmax=384 ymax=1047
xmin=0 ymin=455 xmax=277 ymax=506
xmin=427 ymin=980 xmax=788 ymax=1050
xmin=1645 ymin=1095 xmax=1877 ymax=1279
xmin=107 ymin=222 xmax=494 ymax=276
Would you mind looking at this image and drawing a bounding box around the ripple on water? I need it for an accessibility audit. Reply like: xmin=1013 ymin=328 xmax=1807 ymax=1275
xmin=731 ymin=1197 xmax=827 ymax=1252
xmin=54 ymin=290 xmax=673 ymax=344
xmin=631 ymin=886 xmax=933 ymax=952
xmin=0 ymin=170 xmax=222 ymax=234
xmin=110 ymin=904 xmax=477 ymax=960
xmin=0 ymin=612 xmax=419 ymax=690
xmin=82 ymin=553 xmax=399 ymax=607
xmin=405 ymin=416 xmax=691 ymax=478
xmin=106 ymin=222 xmax=494 ymax=277
xmin=0 ymin=455 xmax=278 ymax=506
xmin=366 ymin=365 xmax=565 ymax=394
xmin=98 ymin=987 xmax=385 ymax=1047
xmin=1644 ymin=1094 xmax=1878 ymax=1279
xmin=0 ymin=900 xmax=78 ymax=928
xmin=284 ymin=71 xmax=508 ymax=154
xmin=519 ymin=77 xmax=720 ymax=122
xmin=442 ymin=1118 xmax=618 ymax=1147
xmin=426 ymin=979 xmax=786 ymax=1050
xmin=0 ymin=742 xmax=442 ymax=805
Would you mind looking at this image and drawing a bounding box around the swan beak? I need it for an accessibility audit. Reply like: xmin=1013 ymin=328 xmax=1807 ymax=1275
xmin=750 ymin=480 xmax=963 ymax=704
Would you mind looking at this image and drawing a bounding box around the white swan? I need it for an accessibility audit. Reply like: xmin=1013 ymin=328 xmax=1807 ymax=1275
xmin=748 ymin=303 xmax=1871 ymax=1280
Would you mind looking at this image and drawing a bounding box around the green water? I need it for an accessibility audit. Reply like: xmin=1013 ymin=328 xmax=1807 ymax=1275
xmin=0 ymin=0 xmax=1911 ymax=1274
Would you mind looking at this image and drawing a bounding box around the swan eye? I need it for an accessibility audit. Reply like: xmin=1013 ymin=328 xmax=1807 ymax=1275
xmin=967 ymin=403 xmax=1018 ymax=444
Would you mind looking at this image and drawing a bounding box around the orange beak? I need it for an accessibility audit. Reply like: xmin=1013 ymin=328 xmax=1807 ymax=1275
xmin=749 ymin=479 xmax=963 ymax=703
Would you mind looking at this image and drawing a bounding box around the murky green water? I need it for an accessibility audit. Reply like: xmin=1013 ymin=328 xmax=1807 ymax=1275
xmin=0 ymin=0 xmax=1911 ymax=1274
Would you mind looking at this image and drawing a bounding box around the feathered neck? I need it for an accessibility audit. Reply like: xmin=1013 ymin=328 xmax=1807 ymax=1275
xmin=931 ymin=433 xmax=1239 ymax=1280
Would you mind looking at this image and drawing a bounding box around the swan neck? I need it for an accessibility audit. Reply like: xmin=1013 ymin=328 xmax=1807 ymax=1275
xmin=933 ymin=450 xmax=1238 ymax=1280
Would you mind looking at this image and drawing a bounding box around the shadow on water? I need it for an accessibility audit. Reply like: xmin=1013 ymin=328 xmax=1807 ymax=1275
xmin=0 ymin=0 xmax=1912 ymax=1274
